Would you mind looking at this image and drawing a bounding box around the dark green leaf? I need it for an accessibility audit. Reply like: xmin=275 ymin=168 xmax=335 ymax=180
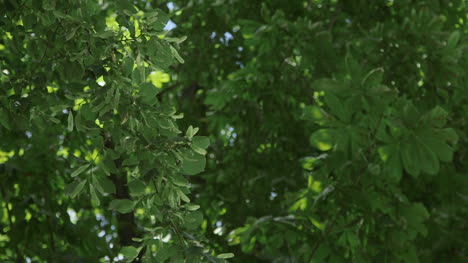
xmin=90 ymin=184 xmax=100 ymax=205
xmin=120 ymin=246 xmax=143 ymax=262
xmin=71 ymin=164 xmax=90 ymax=177
xmin=109 ymin=199 xmax=136 ymax=213
xmin=0 ymin=109 xmax=11 ymax=130
xmin=65 ymin=179 xmax=87 ymax=198
xmin=447 ymin=31 xmax=460 ymax=49
xmin=181 ymin=151 xmax=206 ymax=175
xmin=91 ymin=174 xmax=105 ymax=194
xmin=128 ymin=179 xmax=146 ymax=196
xmin=170 ymin=174 xmax=189 ymax=187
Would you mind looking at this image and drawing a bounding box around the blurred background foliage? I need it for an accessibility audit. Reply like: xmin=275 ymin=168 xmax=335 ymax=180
xmin=162 ymin=0 xmax=468 ymax=262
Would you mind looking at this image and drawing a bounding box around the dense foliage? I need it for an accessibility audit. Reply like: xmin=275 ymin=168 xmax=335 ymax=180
xmin=1 ymin=0 xmax=467 ymax=262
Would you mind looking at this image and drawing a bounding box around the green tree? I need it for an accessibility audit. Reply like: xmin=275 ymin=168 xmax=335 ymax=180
xmin=1 ymin=0 xmax=468 ymax=263
xmin=0 ymin=1 xmax=221 ymax=262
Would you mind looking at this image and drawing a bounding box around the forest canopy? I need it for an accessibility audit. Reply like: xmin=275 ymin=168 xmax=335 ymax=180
xmin=0 ymin=0 xmax=467 ymax=262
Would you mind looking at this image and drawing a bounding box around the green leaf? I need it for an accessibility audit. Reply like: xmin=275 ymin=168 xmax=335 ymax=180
xmin=386 ymin=150 xmax=403 ymax=182
xmin=167 ymin=190 xmax=176 ymax=208
xmin=302 ymin=105 xmax=326 ymax=124
xmin=75 ymin=110 xmax=83 ymax=131
xmin=181 ymin=151 xmax=206 ymax=175
xmin=183 ymin=210 xmax=203 ymax=230
xmin=185 ymin=204 xmax=200 ymax=211
xmin=122 ymin=156 xmax=139 ymax=166
xmin=400 ymin=203 xmax=429 ymax=237
xmin=312 ymin=245 xmax=330 ymax=262
xmin=128 ymin=179 xmax=146 ymax=196
xmin=43 ymin=0 xmax=56 ymax=11
xmin=323 ymin=92 xmax=348 ymax=122
xmin=170 ymin=174 xmax=189 ymax=187
xmin=399 ymin=245 xmax=419 ymax=263
xmin=122 ymin=57 xmax=134 ymax=76
xmin=66 ymin=26 xmax=80 ymax=41
xmin=401 ymin=143 xmax=420 ymax=177
xmin=65 ymin=179 xmax=87 ymax=198
xmin=115 ymin=0 xmax=137 ymax=13
xmin=154 ymin=244 xmax=171 ymax=261
xmin=120 ymin=246 xmax=143 ymax=262
xmin=376 ymin=122 xmax=392 ymax=143
xmin=91 ymin=174 xmax=105 ymax=194
xmin=146 ymin=9 xmax=169 ymax=31
xmin=185 ymin=125 xmax=197 ymax=139
xmin=346 ymin=232 xmax=360 ymax=248
xmin=416 ymin=142 xmax=439 ymax=175
xmin=103 ymin=154 xmax=119 ymax=173
xmin=114 ymin=88 xmax=121 ymax=109
xmin=313 ymin=79 xmax=349 ymax=96
xmin=170 ymin=46 xmax=184 ymax=64
xmin=94 ymin=30 xmax=114 ymax=39
xmin=136 ymin=55 xmax=146 ymax=85
xmin=63 ymin=61 xmax=84 ymax=82
xmin=402 ymin=101 xmax=420 ymax=125
xmin=105 ymin=87 xmax=116 ymax=104
xmin=98 ymin=161 xmax=110 ymax=176
xmin=109 ymin=199 xmax=136 ymax=213
xmin=0 ymin=109 xmax=11 ymax=130
xmin=49 ymin=116 xmax=61 ymax=124
xmin=447 ymin=31 xmax=460 ymax=49
xmin=191 ymin=144 xmax=207 ymax=155
xmin=186 ymin=125 xmax=194 ymax=137
xmin=437 ymin=128 xmax=459 ymax=145
xmin=176 ymin=188 xmax=190 ymax=203
xmin=95 ymin=174 xmax=116 ymax=194
xmin=139 ymin=83 xmax=158 ymax=105
xmin=367 ymin=163 xmax=381 ymax=176
xmin=192 ymin=136 xmax=209 ymax=149
xmin=362 ymin=67 xmax=384 ymax=87
xmin=309 ymin=129 xmax=335 ymax=151
xmin=67 ymin=111 xmax=74 ymax=132
xmin=402 ymin=138 xmax=440 ymax=176
xmin=217 ymin=253 xmax=235 ymax=259
xmin=71 ymin=164 xmax=90 ymax=177
xmin=89 ymin=184 xmax=100 ymax=205
xmin=422 ymin=106 xmax=448 ymax=128
xmin=420 ymin=136 xmax=453 ymax=162
xmin=151 ymin=40 xmax=174 ymax=69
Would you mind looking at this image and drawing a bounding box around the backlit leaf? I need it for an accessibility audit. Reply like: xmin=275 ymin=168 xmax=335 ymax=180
xmin=309 ymin=129 xmax=335 ymax=151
